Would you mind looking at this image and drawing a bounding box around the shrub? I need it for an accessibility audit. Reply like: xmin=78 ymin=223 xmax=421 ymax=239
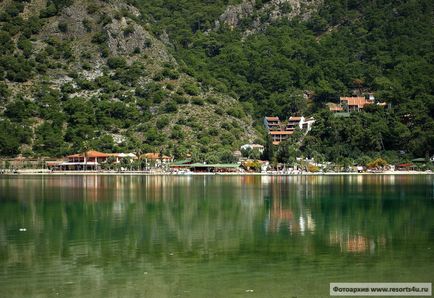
xmin=98 ymin=15 xmax=112 ymax=26
xmin=82 ymin=62 xmax=92 ymax=70
xmin=156 ymin=116 xmax=169 ymax=129
xmin=171 ymin=126 xmax=184 ymax=140
xmin=107 ymin=56 xmax=127 ymax=69
xmin=220 ymin=132 xmax=235 ymax=146
xmin=182 ymin=82 xmax=200 ymax=96
xmin=0 ymin=31 xmax=14 ymax=54
xmin=164 ymin=101 xmax=178 ymax=113
xmin=82 ymin=19 xmax=92 ymax=32
xmin=100 ymin=46 xmax=109 ymax=58
xmin=58 ymin=21 xmax=68 ymax=33
xmin=208 ymin=128 xmax=219 ymax=136
xmin=40 ymin=3 xmax=58 ymax=18
xmin=153 ymin=72 xmax=164 ymax=81
xmin=123 ymin=24 xmax=135 ymax=37
xmin=220 ymin=150 xmax=238 ymax=163
xmin=191 ymin=98 xmax=204 ymax=106
xmin=92 ymin=32 xmax=107 ymax=44
xmin=162 ymin=68 xmax=179 ymax=79
xmin=17 ymin=38 xmax=32 ymax=58
xmin=367 ymin=158 xmax=388 ymax=169
xmin=215 ymin=107 xmax=224 ymax=115
xmin=0 ymin=82 xmax=10 ymax=101
xmin=144 ymin=39 xmax=152 ymax=48
xmin=174 ymin=95 xmax=188 ymax=104
xmin=87 ymin=3 xmax=99 ymax=14
xmin=206 ymin=97 xmax=218 ymax=104
xmin=307 ymin=164 xmax=320 ymax=172
xmin=227 ymin=107 xmax=244 ymax=118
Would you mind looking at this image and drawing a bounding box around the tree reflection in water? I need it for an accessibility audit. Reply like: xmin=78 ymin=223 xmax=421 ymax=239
xmin=0 ymin=175 xmax=432 ymax=297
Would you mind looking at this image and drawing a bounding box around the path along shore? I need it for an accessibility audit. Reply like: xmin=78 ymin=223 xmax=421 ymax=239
xmin=0 ymin=170 xmax=432 ymax=176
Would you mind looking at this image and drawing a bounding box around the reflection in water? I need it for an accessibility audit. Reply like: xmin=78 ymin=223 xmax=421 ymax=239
xmin=0 ymin=175 xmax=433 ymax=297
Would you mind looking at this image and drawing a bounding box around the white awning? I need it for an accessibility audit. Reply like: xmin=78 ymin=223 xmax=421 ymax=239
xmin=59 ymin=162 xmax=99 ymax=166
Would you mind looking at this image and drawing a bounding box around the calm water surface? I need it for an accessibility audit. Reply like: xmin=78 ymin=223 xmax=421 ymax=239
xmin=0 ymin=175 xmax=433 ymax=297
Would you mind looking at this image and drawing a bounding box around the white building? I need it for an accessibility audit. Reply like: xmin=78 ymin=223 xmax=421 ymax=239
xmin=240 ymin=144 xmax=265 ymax=154
xmin=286 ymin=116 xmax=315 ymax=133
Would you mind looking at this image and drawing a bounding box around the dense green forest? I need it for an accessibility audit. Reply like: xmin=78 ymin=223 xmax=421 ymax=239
xmin=137 ymin=0 xmax=433 ymax=161
xmin=0 ymin=0 xmax=433 ymax=164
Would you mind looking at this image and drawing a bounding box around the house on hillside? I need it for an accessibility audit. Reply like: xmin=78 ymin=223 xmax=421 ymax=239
xmin=270 ymin=130 xmax=293 ymax=145
xmin=240 ymin=144 xmax=265 ymax=154
xmin=264 ymin=115 xmax=315 ymax=145
xmin=327 ymin=94 xmax=391 ymax=115
xmin=286 ymin=116 xmax=315 ymax=133
xmin=263 ymin=116 xmax=282 ymax=131
xmin=340 ymin=96 xmax=374 ymax=111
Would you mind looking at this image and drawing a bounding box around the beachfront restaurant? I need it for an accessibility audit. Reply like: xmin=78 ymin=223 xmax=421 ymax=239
xmin=58 ymin=150 xmax=137 ymax=171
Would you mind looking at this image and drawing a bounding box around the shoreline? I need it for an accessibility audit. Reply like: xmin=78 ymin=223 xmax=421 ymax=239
xmin=0 ymin=170 xmax=433 ymax=176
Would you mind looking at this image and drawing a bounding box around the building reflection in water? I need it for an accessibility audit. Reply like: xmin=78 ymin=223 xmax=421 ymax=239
xmin=259 ymin=175 xmax=401 ymax=256
xmin=263 ymin=176 xmax=316 ymax=235
xmin=1 ymin=174 xmax=431 ymax=261
xmin=329 ymin=231 xmax=387 ymax=254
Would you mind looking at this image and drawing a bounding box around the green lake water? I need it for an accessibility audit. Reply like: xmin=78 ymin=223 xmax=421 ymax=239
xmin=0 ymin=175 xmax=433 ymax=297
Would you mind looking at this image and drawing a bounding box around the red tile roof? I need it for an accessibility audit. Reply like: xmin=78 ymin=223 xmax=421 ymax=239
xmin=67 ymin=150 xmax=115 ymax=158
xmin=289 ymin=116 xmax=302 ymax=121
xmin=265 ymin=116 xmax=280 ymax=121
xmin=340 ymin=97 xmax=372 ymax=108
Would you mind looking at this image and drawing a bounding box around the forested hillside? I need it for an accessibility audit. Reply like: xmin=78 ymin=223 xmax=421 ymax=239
xmin=0 ymin=0 xmax=256 ymax=162
xmin=0 ymin=0 xmax=433 ymax=163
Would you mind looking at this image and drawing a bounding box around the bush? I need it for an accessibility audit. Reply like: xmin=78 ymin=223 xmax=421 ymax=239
xmin=215 ymin=107 xmax=224 ymax=115
xmin=220 ymin=132 xmax=235 ymax=146
xmin=164 ymin=101 xmax=178 ymax=113
xmin=87 ymin=3 xmax=99 ymax=14
xmin=227 ymin=107 xmax=244 ymax=118
xmin=107 ymin=56 xmax=127 ymax=69
xmin=219 ymin=150 xmax=237 ymax=163
xmin=0 ymin=31 xmax=14 ymax=54
xmin=367 ymin=158 xmax=388 ymax=169
xmin=162 ymin=68 xmax=180 ymax=79
xmin=208 ymin=128 xmax=219 ymax=136
xmin=191 ymin=98 xmax=204 ymax=106
xmin=92 ymin=32 xmax=107 ymax=44
xmin=0 ymin=82 xmax=10 ymax=101
xmin=123 ymin=24 xmax=135 ymax=37
xmin=40 ymin=3 xmax=58 ymax=18
xmin=174 ymin=95 xmax=188 ymax=104
xmin=206 ymin=97 xmax=218 ymax=104
xmin=100 ymin=46 xmax=109 ymax=58
xmin=156 ymin=116 xmax=169 ymax=129
xmin=17 ymin=38 xmax=32 ymax=58
xmin=58 ymin=21 xmax=68 ymax=33
xmin=171 ymin=126 xmax=184 ymax=140
xmin=82 ymin=19 xmax=92 ymax=32
xmin=307 ymin=164 xmax=320 ymax=172
xmin=182 ymin=82 xmax=200 ymax=96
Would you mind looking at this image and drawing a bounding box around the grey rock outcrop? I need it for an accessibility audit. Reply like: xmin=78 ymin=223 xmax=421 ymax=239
xmin=217 ymin=0 xmax=322 ymax=37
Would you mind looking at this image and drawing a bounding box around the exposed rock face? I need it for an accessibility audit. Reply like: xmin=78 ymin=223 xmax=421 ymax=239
xmin=217 ymin=0 xmax=322 ymax=36
xmin=106 ymin=18 xmax=153 ymax=55
xmin=217 ymin=0 xmax=255 ymax=30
